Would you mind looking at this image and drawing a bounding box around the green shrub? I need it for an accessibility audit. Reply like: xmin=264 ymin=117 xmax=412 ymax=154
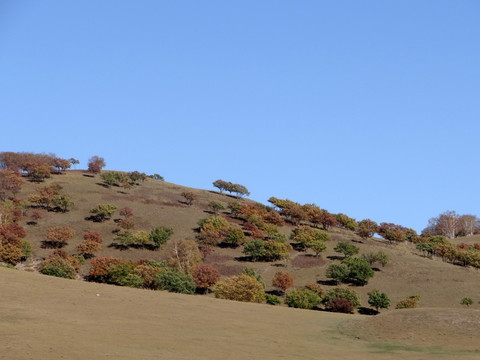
xmin=39 ymin=257 xmax=76 ymax=279
xmin=155 ymin=268 xmax=195 ymax=294
xmin=149 ymin=226 xmax=173 ymax=247
xmin=461 ymin=297 xmax=473 ymax=307
xmin=242 ymin=268 xmax=266 ymax=288
xmin=119 ymin=273 xmax=144 ymax=288
xmin=323 ymin=288 xmax=361 ymax=308
xmin=265 ymin=293 xmax=281 ymax=305
xmin=367 ymin=289 xmax=391 ymax=312
xmin=285 ymin=289 xmax=321 ymax=309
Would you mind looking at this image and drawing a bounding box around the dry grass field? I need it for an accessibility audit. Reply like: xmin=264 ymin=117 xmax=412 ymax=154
xmin=2 ymin=170 xmax=480 ymax=359
xmin=2 ymin=267 xmax=480 ymax=360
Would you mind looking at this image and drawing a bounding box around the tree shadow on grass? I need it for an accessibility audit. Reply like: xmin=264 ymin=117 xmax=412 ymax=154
xmin=41 ymin=241 xmax=64 ymax=249
xmin=327 ymin=255 xmax=344 ymax=261
xmin=358 ymin=307 xmax=378 ymax=315
xmin=317 ymin=279 xmax=338 ymax=286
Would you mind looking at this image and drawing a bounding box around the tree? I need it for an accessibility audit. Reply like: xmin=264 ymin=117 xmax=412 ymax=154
xmin=155 ymin=268 xmax=195 ymax=294
xmin=334 ymin=242 xmax=359 ymax=258
xmin=290 ymin=225 xmax=330 ymax=256
xmin=356 ymin=219 xmax=378 ymax=240
xmin=312 ymin=210 xmax=338 ymax=230
xmin=193 ymin=264 xmax=220 ymax=292
xmin=458 ymin=215 xmax=479 ymax=236
xmin=272 ymin=271 xmax=294 ymax=294
xmin=368 ymin=289 xmax=391 ymax=313
xmin=39 ymin=252 xmax=77 ymax=279
xmin=165 ymin=239 xmax=201 ymax=274
xmin=335 ymin=213 xmax=358 ymax=231
xmin=149 ymin=173 xmax=164 ymax=181
xmin=325 ymin=263 xmax=350 ymax=285
xmin=181 ymin=191 xmax=197 ymax=206
xmin=69 ymin=158 xmax=80 ymax=168
xmin=423 ymin=210 xmax=461 ymax=239
xmin=242 ymin=268 xmax=266 ymax=288
xmin=89 ymin=204 xmax=117 ymax=222
xmin=378 ymin=222 xmax=406 ymax=243
xmin=88 ymin=155 xmax=106 ymax=174
xmin=213 ymin=179 xmax=230 ymax=193
xmin=285 ymin=289 xmax=321 ymax=309
xmin=0 ymin=169 xmax=24 ymax=200
xmin=214 ymin=274 xmax=265 ymax=303
xmin=461 ymin=297 xmax=473 ymax=307
xmin=0 ymin=243 xmax=23 ymax=265
xmin=222 ymin=226 xmax=245 ymax=248
xmin=120 ymin=207 xmax=134 ymax=218
xmin=46 ymin=226 xmax=75 ymax=248
xmin=149 ymin=226 xmax=173 ymax=247
xmin=327 ymin=298 xmax=354 ymax=314
xmin=323 ymin=288 xmax=361 ymax=308
xmin=342 ymin=256 xmax=374 ymax=285
xmin=208 ymin=201 xmax=225 ymax=215
xmin=52 ymin=194 xmax=74 ymax=213
xmin=30 ymin=165 xmax=51 ymax=182
xmin=362 ymin=250 xmax=389 ymax=268
xmin=243 ymin=239 xmax=266 ymax=261
xmin=76 ymin=239 xmax=101 ymax=258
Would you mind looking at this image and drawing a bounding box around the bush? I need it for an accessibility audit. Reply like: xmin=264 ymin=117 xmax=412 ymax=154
xmin=302 ymin=283 xmax=325 ymax=298
xmin=461 ymin=297 xmax=473 ymax=307
xmin=334 ymin=242 xmax=359 ymax=258
xmin=395 ymin=295 xmax=420 ymax=309
xmin=265 ymin=293 xmax=282 ymax=305
xmin=149 ymin=226 xmax=173 ymax=247
xmin=285 ymin=289 xmax=321 ymax=309
xmin=20 ymin=240 xmax=32 ymax=260
xmin=0 ymin=243 xmax=23 ymax=265
xmin=88 ymin=257 xmax=124 ymax=283
xmin=242 ymin=268 xmax=266 ymax=288
xmin=335 ymin=213 xmax=358 ymax=231
xmin=89 ymin=204 xmax=117 ymax=222
xmin=222 ymin=227 xmax=245 ymax=248
xmin=155 ymin=268 xmax=195 ymax=294
xmin=327 ymin=298 xmax=354 ymax=313
xmin=193 ymin=264 xmax=220 ymax=291
xmin=362 ymin=250 xmax=389 ymax=267
xmin=342 ymin=256 xmax=374 ymax=285
xmin=323 ymin=288 xmax=361 ymax=308
xmin=325 ymin=263 xmax=350 ymax=284
xmin=272 ymin=271 xmax=294 ymax=293
xmin=46 ymin=226 xmax=75 ymax=248
xmin=367 ymin=289 xmax=391 ymax=312
xmin=39 ymin=254 xmax=76 ymax=279
xmin=214 ymin=274 xmax=265 ymax=303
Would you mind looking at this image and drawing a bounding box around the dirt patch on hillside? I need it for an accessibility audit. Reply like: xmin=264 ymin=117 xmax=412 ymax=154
xmin=339 ymin=308 xmax=480 ymax=351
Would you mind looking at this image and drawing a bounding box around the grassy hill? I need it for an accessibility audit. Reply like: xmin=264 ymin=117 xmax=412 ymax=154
xmin=2 ymin=169 xmax=480 ymax=358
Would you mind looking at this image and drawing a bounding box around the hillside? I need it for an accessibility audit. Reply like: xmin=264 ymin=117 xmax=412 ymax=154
xmin=2 ymin=169 xmax=480 ymax=358
xmin=10 ymin=170 xmax=480 ymax=308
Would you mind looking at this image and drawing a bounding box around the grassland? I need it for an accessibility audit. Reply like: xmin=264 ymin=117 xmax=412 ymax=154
xmin=3 ymin=170 xmax=480 ymax=359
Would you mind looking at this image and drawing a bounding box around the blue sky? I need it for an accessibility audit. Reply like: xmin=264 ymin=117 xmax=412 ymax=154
xmin=1 ymin=1 xmax=479 ymax=232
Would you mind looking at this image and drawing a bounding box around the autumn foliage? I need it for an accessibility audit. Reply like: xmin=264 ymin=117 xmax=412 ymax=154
xmin=193 ymin=264 xmax=220 ymax=291
xmin=46 ymin=226 xmax=75 ymax=248
xmin=272 ymin=271 xmax=294 ymax=293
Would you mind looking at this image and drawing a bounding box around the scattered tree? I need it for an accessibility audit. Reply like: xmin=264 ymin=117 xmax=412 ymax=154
xmin=87 ymin=155 xmax=106 ymax=174
xmin=325 ymin=263 xmax=350 ymax=285
xmin=214 ymin=274 xmax=266 ymax=303
xmin=89 ymin=204 xmax=117 ymax=222
xmin=368 ymin=289 xmax=391 ymax=313
xmin=396 ymin=295 xmax=420 ymax=309
xmin=323 ymin=288 xmax=361 ymax=309
xmin=165 ymin=239 xmax=201 ymax=274
xmin=356 ymin=219 xmax=378 ymax=240
xmin=327 ymin=298 xmax=354 ymax=314
xmin=285 ymin=289 xmax=321 ymax=309
xmin=181 ymin=191 xmax=197 ymax=206
xmin=208 ymin=201 xmax=225 ymax=215
xmin=334 ymin=242 xmax=359 ymax=258
xmin=193 ymin=264 xmax=220 ymax=292
xmin=272 ymin=271 xmax=294 ymax=294
xmin=46 ymin=226 xmax=75 ymax=248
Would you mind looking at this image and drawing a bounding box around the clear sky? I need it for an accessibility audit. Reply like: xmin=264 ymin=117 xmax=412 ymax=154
xmin=1 ymin=1 xmax=479 ymax=232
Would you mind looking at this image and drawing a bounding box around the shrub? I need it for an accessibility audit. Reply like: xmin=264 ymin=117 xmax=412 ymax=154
xmin=119 ymin=273 xmax=144 ymax=288
xmin=193 ymin=264 xmax=220 ymax=291
xmin=323 ymin=288 xmax=361 ymax=308
xmin=461 ymin=297 xmax=473 ymax=307
xmin=149 ymin=226 xmax=173 ymax=247
xmin=134 ymin=263 xmax=165 ymax=289
xmin=285 ymin=289 xmax=321 ymax=309
xmin=334 ymin=242 xmax=359 ymax=258
xmin=242 ymin=268 xmax=266 ymax=288
xmin=327 ymin=298 xmax=354 ymax=313
xmin=335 ymin=213 xmax=358 ymax=231
xmin=155 ymin=268 xmax=195 ymax=294
xmin=302 ymin=283 xmax=325 ymax=298
xmin=395 ymin=295 xmax=420 ymax=309
xmin=362 ymin=250 xmax=389 ymax=268
xmin=272 ymin=271 xmax=294 ymax=293
xmin=84 ymin=231 xmax=103 ymax=243
xmin=76 ymin=240 xmax=101 ymax=258
xmin=39 ymin=253 xmax=76 ymax=279
xmin=165 ymin=239 xmax=202 ymax=274
xmin=208 ymin=201 xmax=225 ymax=215
xmin=0 ymin=243 xmax=23 ymax=265
xmin=222 ymin=227 xmax=245 ymax=248
xmin=88 ymin=256 xmax=123 ymax=283
xmin=325 ymin=263 xmax=350 ymax=284
xmin=290 ymin=225 xmax=330 ymax=256
xmin=46 ymin=226 xmax=75 ymax=248
xmin=265 ymin=293 xmax=282 ymax=305
xmin=118 ymin=218 xmax=135 ymax=230
xmin=89 ymin=204 xmax=117 ymax=222
xmin=20 ymin=240 xmax=32 ymax=260
xmin=214 ymin=274 xmax=265 ymax=303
